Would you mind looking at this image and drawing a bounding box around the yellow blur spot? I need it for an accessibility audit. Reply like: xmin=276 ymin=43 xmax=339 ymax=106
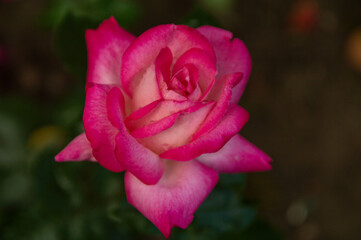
xmin=27 ymin=125 xmax=65 ymax=151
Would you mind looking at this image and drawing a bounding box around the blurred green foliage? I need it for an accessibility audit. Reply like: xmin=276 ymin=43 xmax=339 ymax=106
xmin=46 ymin=0 xmax=141 ymax=78
xmin=42 ymin=0 xmax=141 ymax=28
xmin=0 ymin=0 xmax=282 ymax=239
xmin=179 ymin=5 xmax=220 ymax=29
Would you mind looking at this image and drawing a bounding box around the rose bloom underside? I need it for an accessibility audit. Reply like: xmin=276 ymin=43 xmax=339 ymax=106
xmin=55 ymin=17 xmax=272 ymax=238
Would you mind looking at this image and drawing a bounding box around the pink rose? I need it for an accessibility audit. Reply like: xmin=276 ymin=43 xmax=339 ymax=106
xmin=55 ymin=17 xmax=272 ymax=238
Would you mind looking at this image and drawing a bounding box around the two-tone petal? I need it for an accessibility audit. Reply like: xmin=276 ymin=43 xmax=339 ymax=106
xmin=86 ymin=17 xmax=135 ymax=88
xmin=160 ymin=104 xmax=249 ymax=161
xmin=197 ymin=26 xmax=251 ymax=103
xmin=198 ymin=134 xmax=272 ymax=173
xmin=83 ymin=84 xmax=124 ymax=172
xmin=107 ymin=87 xmax=164 ymax=185
xmin=55 ymin=133 xmax=95 ymax=162
xmin=125 ymin=160 xmax=219 ymax=238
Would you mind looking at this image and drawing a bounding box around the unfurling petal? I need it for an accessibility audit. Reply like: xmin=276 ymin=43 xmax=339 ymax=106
xmin=197 ymin=26 xmax=251 ymax=103
xmin=55 ymin=133 xmax=96 ymax=162
xmin=193 ymin=73 xmax=243 ymax=140
xmin=198 ymin=134 xmax=272 ymax=173
xmin=86 ymin=17 xmax=135 ymax=89
xmin=173 ymin=48 xmax=217 ymax=99
xmin=125 ymin=100 xmax=195 ymax=132
xmin=139 ymin=102 xmax=215 ymax=154
xmin=125 ymin=160 xmax=219 ymax=238
xmin=130 ymin=113 xmax=180 ymax=138
xmin=160 ymin=104 xmax=249 ymax=161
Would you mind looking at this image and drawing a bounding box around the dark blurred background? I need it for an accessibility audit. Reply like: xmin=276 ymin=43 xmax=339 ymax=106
xmin=1 ymin=0 xmax=360 ymax=239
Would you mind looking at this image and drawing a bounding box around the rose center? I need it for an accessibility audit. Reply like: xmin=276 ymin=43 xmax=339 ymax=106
xmin=168 ymin=65 xmax=198 ymax=96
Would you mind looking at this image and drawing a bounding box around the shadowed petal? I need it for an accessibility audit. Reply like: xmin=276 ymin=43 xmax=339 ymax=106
xmin=198 ymin=134 xmax=272 ymax=173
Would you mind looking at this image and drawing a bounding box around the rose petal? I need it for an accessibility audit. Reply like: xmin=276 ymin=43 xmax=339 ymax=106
xmin=160 ymin=104 xmax=249 ymax=161
xmin=162 ymin=90 xmax=188 ymax=101
xmin=125 ymin=100 xmax=161 ymax=122
xmin=121 ymin=24 xmax=216 ymax=96
xmin=173 ymin=48 xmax=217 ymax=99
xmin=125 ymin=100 xmax=195 ymax=131
xmin=86 ymin=17 xmax=135 ymax=89
xmin=139 ymin=102 xmax=215 ymax=154
xmin=197 ymin=26 xmax=251 ymax=103
xmin=192 ymin=73 xmax=243 ymax=140
xmin=168 ymin=67 xmax=188 ymax=94
xmin=155 ymin=47 xmax=173 ymax=86
xmin=187 ymin=84 xmax=202 ymax=101
xmin=130 ymin=63 xmax=163 ymax=111
xmin=198 ymin=134 xmax=272 ymax=173
xmin=107 ymin=87 xmax=126 ymax=129
xmin=155 ymin=47 xmax=190 ymax=101
xmin=128 ymin=99 xmax=199 ymax=138
xmin=106 ymin=87 xmax=164 ymax=185
xmin=125 ymin=160 xmax=219 ymax=238
xmin=55 ymin=133 xmax=96 ymax=162
xmin=115 ymin=132 xmax=164 ymax=185
xmin=83 ymin=84 xmax=124 ymax=172
xmin=130 ymin=113 xmax=180 ymax=138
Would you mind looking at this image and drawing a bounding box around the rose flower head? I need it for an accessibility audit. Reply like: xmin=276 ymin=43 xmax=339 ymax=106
xmin=55 ymin=17 xmax=272 ymax=238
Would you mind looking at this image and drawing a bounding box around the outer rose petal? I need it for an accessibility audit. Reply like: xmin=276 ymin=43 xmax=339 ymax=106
xmin=108 ymin=88 xmax=164 ymax=185
xmin=160 ymin=104 xmax=249 ymax=161
xmin=198 ymin=135 xmax=272 ymax=173
xmin=125 ymin=160 xmax=219 ymax=238
xmin=55 ymin=133 xmax=96 ymax=162
xmin=197 ymin=26 xmax=251 ymax=103
xmin=115 ymin=132 xmax=164 ymax=185
xmin=83 ymin=84 xmax=124 ymax=172
xmin=86 ymin=17 xmax=135 ymax=88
